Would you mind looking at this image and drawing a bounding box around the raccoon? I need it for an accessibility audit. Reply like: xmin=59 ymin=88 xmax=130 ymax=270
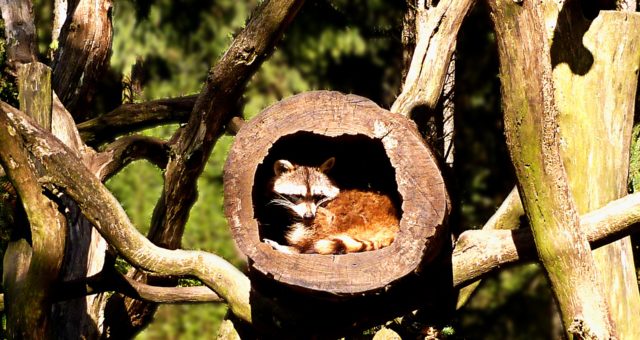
xmin=264 ymin=157 xmax=400 ymax=255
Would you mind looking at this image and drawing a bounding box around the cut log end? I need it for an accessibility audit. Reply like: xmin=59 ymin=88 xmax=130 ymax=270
xmin=224 ymin=91 xmax=449 ymax=295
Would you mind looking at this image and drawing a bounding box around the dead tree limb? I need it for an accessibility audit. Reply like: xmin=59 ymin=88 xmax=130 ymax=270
xmin=56 ymin=271 xmax=223 ymax=304
xmin=551 ymin=8 xmax=640 ymax=337
xmin=88 ymin=135 xmax=168 ymax=182
xmin=0 ymin=101 xmax=254 ymax=323
xmin=148 ymin=0 xmax=305 ymax=250
xmin=391 ymin=0 xmax=475 ymax=117
xmin=0 ymin=63 xmax=66 ymax=339
xmin=454 ymin=191 xmax=640 ymax=287
xmin=77 ymin=95 xmax=196 ymax=145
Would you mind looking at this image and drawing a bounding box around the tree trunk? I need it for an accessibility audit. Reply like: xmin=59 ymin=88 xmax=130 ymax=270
xmin=551 ymin=9 xmax=640 ymax=338
xmin=488 ymin=1 xmax=615 ymax=337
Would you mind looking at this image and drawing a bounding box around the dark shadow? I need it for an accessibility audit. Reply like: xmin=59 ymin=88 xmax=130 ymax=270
xmin=549 ymin=0 xmax=595 ymax=75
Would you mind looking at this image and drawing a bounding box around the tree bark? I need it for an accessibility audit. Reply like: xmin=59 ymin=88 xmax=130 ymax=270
xmin=0 ymin=0 xmax=38 ymax=73
xmin=391 ymin=0 xmax=475 ymax=118
xmin=1 ymin=63 xmax=66 ymax=339
xmin=488 ymin=1 xmax=615 ymax=337
xmin=551 ymin=8 xmax=640 ymax=338
xmin=52 ymin=0 xmax=113 ymax=120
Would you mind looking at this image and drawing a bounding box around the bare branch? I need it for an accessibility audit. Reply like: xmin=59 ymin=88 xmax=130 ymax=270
xmin=52 ymin=0 xmax=68 ymax=43
xmin=3 ymin=100 xmax=640 ymax=327
xmin=0 ymin=0 xmax=38 ymax=72
xmin=149 ymin=0 xmax=305 ymax=249
xmin=77 ymin=95 xmax=196 ymax=145
xmin=453 ymin=192 xmax=640 ymax=287
xmin=57 ymin=271 xmax=222 ymax=304
xmin=0 ymin=101 xmax=253 ymax=322
xmin=391 ymin=0 xmax=476 ymax=117
xmin=456 ymin=186 xmax=523 ymax=308
xmin=88 ymin=135 xmax=168 ymax=182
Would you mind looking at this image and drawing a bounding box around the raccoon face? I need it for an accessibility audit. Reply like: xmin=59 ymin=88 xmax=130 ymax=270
xmin=271 ymin=157 xmax=339 ymax=223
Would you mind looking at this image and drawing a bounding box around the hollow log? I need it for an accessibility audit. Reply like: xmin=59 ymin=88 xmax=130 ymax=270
xmin=224 ymin=91 xmax=449 ymax=295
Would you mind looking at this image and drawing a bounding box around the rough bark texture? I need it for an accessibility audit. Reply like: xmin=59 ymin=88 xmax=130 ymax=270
xmin=0 ymin=101 xmax=253 ymax=323
xmin=77 ymin=95 xmax=196 ymax=145
xmin=0 ymin=0 xmax=38 ymax=72
xmin=454 ymin=191 xmax=640 ymax=287
xmin=551 ymin=9 xmax=640 ymax=338
xmin=52 ymin=0 xmax=113 ymax=120
xmin=1 ymin=63 xmax=66 ymax=339
xmin=224 ymin=91 xmax=449 ymax=294
xmin=391 ymin=0 xmax=475 ymax=118
xmin=456 ymin=186 xmax=523 ymax=308
xmin=3 ymin=97 xmax=640 ymax=335
xmin=488 ymin=1 xmax=614 ymax=337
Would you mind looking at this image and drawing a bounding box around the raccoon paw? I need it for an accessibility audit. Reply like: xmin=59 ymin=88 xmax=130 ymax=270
xmin=263 ymin=239 xmax=300 ymax=254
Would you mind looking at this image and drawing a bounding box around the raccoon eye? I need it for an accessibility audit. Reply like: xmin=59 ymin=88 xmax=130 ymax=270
xmin=285 ymin=194 xmax=303 ymax=203
xmin=313 ymin=194 xmax=328 ymax=204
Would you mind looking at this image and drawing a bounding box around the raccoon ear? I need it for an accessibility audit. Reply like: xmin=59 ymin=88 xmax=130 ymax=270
xmin=274 ymin=160 xmax=294 ymax=175
xmin=320 ymin=157 xmax=335 ymax=173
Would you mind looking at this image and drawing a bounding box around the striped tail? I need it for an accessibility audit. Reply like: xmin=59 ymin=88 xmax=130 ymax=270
xmin=310 ymin=234 xmax=393 ymax=255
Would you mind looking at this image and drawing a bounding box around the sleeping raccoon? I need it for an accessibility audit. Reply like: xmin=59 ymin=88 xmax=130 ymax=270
xmin=263 ymin=157 xmax=400 ymax=255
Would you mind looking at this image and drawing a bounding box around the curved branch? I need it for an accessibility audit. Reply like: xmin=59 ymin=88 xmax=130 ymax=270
xmin=2 ymin=100 xmax=640 ymax=327
xmin=149 ymin=0 xmax=305 ymax=249
xmin=88 ymin=135 xmax=169 ymax=182
xmin=57 ymin=271 xmax=222 ymax=304
xmin=0 ymin=101 xmax=253 ymax=322
xmin=77 ymin=96 xmax=196 ymax=145
xmin=391 ymin=0 xmax=476 ymax=117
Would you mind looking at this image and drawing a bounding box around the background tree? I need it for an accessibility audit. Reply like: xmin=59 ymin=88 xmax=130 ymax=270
xmin=0 ymin=0 xmax=639 ymax=338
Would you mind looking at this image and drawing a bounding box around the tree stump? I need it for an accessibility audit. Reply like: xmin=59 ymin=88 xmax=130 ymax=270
xmin=224 ymin=91 xmax=449 ymax=295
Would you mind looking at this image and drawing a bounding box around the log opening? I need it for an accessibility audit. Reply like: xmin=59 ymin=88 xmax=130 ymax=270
xmin=224 ymin=91 xmax=449 ymax=295
xmin=252 ymin=131 xmax=403 ymax=249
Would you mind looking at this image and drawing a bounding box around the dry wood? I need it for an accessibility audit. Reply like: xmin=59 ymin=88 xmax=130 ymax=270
xmin=1 ymin=63 xmax=65 ymax=339
xmin=391 ymin=0 xmax=475 ymax=117
xmin=56 ymin=271 xmax=222 ymax=304
xmin=0 ymin=0 xmax=38 ymax=73
xmin=88 ymin=135 xmax=168 ymax=182
xmin=488 ymin=1 xmax=614 ymax=337
xmin=114 ymin=0 xmax=305 ymax=334
xmin=3 ymin=100 xmax=640 ymax=331
xmin=454 ymin=191 xmax=640 ymax=287
xmin=0 ymin=101 xmax=254 ymax=323
xmin=551 ymin=9 xmax=640 ymax=338
xmin=77 ymin=95 xmax=196 ymax=145
xmin=52 ymin=0 xmax=113 ymax=119
xmin=225 ymin=91 xmax=449 ymax=294
xmin=456 ymin=186 xmax=523 ymax=308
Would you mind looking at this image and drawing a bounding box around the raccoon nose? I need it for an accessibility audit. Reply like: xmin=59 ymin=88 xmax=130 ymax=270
xmin=303 ymin=212 xmax=315 ymax=222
